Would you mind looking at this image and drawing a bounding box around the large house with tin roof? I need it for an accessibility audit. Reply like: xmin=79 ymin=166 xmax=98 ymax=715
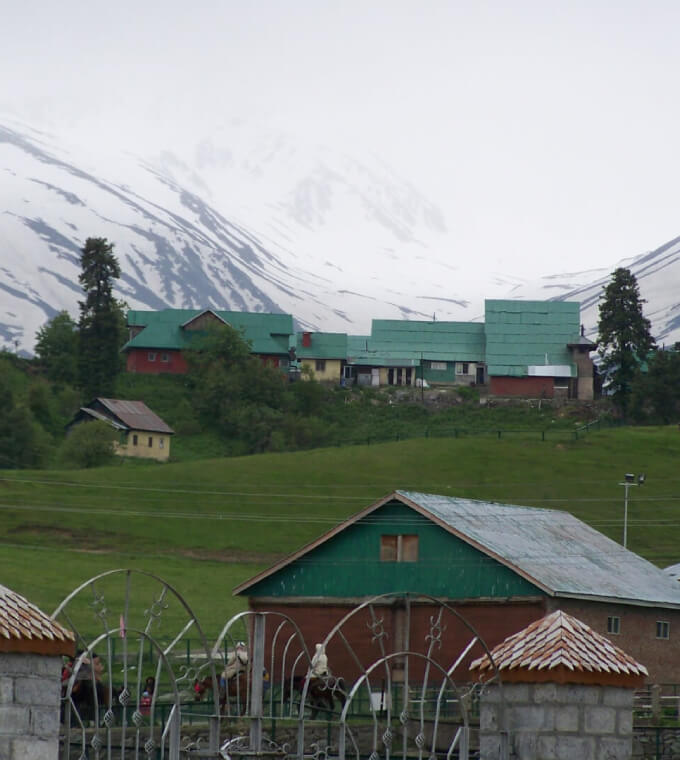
xmin=235 ymin=490 xmax=680 ymax=682
xmin=123 ymin=308 xmax=294 ymax=375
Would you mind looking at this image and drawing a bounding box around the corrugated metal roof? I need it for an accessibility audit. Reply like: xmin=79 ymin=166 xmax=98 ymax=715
xmin=96 ymin=398 xmax=174 ymax=434
xmin=0 ymin=583 xmax=75 ymax=655
xmin=485 ymin=300 xmax=579 ymax=378
xmin=295 ymin=332 xmax=348 ymax=359
xmin=469 ymin=610 xmax=647 ymax=679
xmin=397 ymin=491 xmax=680 ymax=608
xmin=79 ymin=407 xmax=128 ymax=430
xmin=124 ymin=309 xmax=293 ymax=355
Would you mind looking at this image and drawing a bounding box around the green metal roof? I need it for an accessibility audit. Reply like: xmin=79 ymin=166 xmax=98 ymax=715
xmin=347 ymin=321 xmax=485 ymax=366
xmin=295 ymin=332 xmax=348 ymax=359
xmin=484 ymin=300 xmax=579 ymax=378
xmin=123 ymin=309 xmax=293 ymax=355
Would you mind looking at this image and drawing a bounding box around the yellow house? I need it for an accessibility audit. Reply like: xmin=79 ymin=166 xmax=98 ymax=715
xmin=67 ymin=398 xmax=174 ymax=462
xmin=296 ymin=332 xmax=347 ymax=383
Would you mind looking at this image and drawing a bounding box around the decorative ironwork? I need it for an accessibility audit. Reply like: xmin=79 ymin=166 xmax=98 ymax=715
xmin=55 ymin=578 xmax=504 ymax=760
xmin=117 ymin=686 xmax=131 ymax=706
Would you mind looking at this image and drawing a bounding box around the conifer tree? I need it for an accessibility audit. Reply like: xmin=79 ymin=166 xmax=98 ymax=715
xmin=597 ymin=267 xmax=655 ymax=414
xmin=77 ymin=237 xmax=124 ymax=398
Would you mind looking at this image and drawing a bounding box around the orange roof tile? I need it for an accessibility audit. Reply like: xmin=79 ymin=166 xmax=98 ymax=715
xmin=470 ymin=610 xmax=647 ymax=686
xmin=0 ymin=583 xmax=75 ymax=656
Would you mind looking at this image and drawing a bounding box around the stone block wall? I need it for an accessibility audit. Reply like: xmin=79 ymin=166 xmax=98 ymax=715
xmin=480 ymin=682 xmax=634 ymax=760
xmin=0 ymin=652 xmax=62 ymax=760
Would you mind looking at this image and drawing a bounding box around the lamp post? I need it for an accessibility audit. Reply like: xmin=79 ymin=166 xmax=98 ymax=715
xmin=619 ymin=473 xmax=646 ymax=549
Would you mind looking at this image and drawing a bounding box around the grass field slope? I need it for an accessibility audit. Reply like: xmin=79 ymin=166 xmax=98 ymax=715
xmin=1 ymin=426 xmax=679 ymax=638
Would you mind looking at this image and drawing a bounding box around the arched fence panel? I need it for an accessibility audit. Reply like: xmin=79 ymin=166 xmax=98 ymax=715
xmin=52 ymin=569 xmax=220 ymax=759
xmin=52 ymin=576 xmax=506 ymax=759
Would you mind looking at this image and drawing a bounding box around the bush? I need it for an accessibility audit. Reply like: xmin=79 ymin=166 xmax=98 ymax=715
xmin=58 ymin=421 xmax=118 ymax=468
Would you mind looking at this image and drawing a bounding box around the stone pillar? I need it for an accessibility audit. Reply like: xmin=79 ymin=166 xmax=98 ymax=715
xmin=0 ymin=653 xmax=63 ymax=760
xmin=0 ymin=582 xmax=75 ymax=760
xmin=469 ymin=610 xmax=646 ymax=760
xmin=480 ymin=681 xmax=635 ymax=760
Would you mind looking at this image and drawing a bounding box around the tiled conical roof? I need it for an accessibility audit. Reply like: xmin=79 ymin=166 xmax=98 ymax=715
xmin=0 ymin=583 xmax=75 ymax=656
xmin=470 ymin=610 xmax=647 ymax=687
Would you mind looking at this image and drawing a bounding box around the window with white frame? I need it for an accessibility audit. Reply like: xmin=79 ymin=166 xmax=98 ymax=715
xmin=159 ymin=438 xmax=164 ymax=449
xmin=656 ymin=621 xmax=670 ymax=639
xmin=148 ymin=352 xmax=156 ymax=362
xmin=607 ymin=616 xmax=620 ymax=635
xmin=161 ymin=353 xmax=169 ymax=362
xmin=455 ymin=362 xmax=470 ymax=375
xmin=430 ymin=361 xmax=447 ymax=371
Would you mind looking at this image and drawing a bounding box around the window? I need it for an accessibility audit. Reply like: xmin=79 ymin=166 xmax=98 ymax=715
xmin=159 ymin=438 xmax=164 ymax=449
xmin=148 ymin=437 xmax=153 ymax=447
xmin=380 ymin=535 xmax=419 ymax=562
xmin=430 ymin=361 xmax=447 ymax=371
xmin=132 ymin=434 xmax=138 ymax=446
xmin=148 ymin=352 xmax=156 ymax=362
xmin=315 ymin=359 xmax=326 ymax=372
xmin=656 ymin=621 xmax=670 ymax=639
xmin=607 ymin=616 xmax=620 ymax=635
xmin=161 ymin=353 xmax=169 ymax=362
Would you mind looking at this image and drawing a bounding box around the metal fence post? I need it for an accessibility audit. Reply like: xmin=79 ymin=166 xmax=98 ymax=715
xmin=250 ymin=613 xmax=266 ymax=754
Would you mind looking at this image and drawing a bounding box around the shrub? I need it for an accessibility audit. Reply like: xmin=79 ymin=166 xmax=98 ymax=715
xmin=59 ymin=421 xmax=118 ymax=468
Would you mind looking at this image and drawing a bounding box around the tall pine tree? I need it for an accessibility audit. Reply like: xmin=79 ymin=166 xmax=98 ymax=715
xmin=597 ymin=267 xmax=655 ymax=414
xmin=78 ymin=237 xmax=124 ymax=398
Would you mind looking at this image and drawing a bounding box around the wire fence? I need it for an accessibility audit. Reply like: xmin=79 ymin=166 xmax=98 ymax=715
xmin=332 ymin=416 xmax=620 ymax=448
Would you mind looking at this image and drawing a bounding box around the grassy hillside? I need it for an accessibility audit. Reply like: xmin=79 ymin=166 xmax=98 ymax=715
xmin=1 ymin=425 xmax=679 ymax=639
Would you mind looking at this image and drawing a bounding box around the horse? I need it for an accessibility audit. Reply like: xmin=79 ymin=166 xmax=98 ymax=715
xmin=195 ymin=670 xmax=250 ymax=715
xmin=284 ymin=674 xmax=347 ymax=719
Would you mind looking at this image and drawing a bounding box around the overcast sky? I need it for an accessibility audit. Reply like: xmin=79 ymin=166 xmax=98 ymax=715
xmin=3 ymin=0 xmax=680 ymax=279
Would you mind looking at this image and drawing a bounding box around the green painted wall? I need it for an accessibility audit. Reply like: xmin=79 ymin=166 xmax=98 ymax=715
xmin=245 ymin=502 xmax=543 ymax=599
xmin=422 ymin=361 xmax=457 ymax=383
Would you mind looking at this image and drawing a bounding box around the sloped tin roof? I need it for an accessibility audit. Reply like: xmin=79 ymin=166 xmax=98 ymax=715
xmin=484 ymin=300 xmax=580 ymax=378
xmin=124 ymin=309 xmax=293 ymax=355
xmin=469 ymin=610 xmax=647 ymax=683
xmin=0 ymin=583 xmax=75 ymax=655
xmin=397 ymin=491 xmax=680 ymax=608
xmin=96 ymin=398 xmax=174 ymax=434
xmin=235 ymin=490 xmax=680 ymax=609
xmin=361 ymin=320 xmax=486 ymax=364
xmin=296 ymin=332 xmax=348 ymax=359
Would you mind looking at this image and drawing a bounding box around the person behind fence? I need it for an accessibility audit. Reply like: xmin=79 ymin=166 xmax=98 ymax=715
xmin=224 ymin=641 xmax=249 ymax=680
xmin=141 ymin=676 xmax=155 ymax=715
xmin=310 ymin=643 xmax=329 ymax=679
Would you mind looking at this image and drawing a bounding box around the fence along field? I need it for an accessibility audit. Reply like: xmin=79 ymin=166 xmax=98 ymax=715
xmin=1 ymin=426 xmax=680 ymax=639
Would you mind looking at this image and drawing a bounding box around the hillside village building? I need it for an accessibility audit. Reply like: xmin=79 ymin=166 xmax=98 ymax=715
xmin=66 ymin=398 xmax=175 ymax=461
xmin=235 ymin=491 xmax=680 ymax=684
xmin=124 ymin=300 xmax=597 ymax=399
xmin=123 ymin=309 xmax=294 ymax=374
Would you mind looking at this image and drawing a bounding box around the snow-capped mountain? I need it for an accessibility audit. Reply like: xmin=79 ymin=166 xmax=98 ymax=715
xmin=506 ymin=239 xmax=680 ymax=347
xmin=1 ymin=115 xmax=679 ymax=355
xmin=0 ymin=117 xmax=507 ymax=354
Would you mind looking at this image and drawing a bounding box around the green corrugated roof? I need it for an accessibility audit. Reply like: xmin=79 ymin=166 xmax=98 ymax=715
xmin=484 ymin=300 xmax=579 ymax=378
xmin=346 ymin=320 xmax=485 ymax=366
xmin=123 ymin=309 xmax=293 ymax=355
xmin=295 ymin=332 xmax=348 ymax=359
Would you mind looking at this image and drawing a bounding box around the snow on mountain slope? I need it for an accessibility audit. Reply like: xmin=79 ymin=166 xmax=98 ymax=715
xmin=504 ymin=240 xmax=680 ymax=346
xmin=0 ymin=117 xmax=504 ymax=354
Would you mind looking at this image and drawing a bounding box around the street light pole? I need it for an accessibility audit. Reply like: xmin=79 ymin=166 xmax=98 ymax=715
xmin=619 ymin=473 xmax=645 ymax=549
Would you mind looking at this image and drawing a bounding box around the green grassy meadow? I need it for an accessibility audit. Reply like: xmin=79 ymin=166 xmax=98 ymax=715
xmin=2 ymin=425 xmax=680 ymax=640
